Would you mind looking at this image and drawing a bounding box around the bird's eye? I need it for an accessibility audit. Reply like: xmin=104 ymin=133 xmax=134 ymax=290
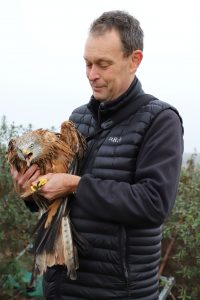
xmin=30 ymin=143 xmax=34 ymax=148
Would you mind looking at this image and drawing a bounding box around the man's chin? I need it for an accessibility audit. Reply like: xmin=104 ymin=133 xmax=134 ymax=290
xmin=93 ymin=90 xmax=107 ymax=101
xmin=93 ymin=92 xmax=106 ymax=101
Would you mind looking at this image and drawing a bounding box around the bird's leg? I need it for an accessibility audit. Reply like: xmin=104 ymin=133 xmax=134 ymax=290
xmin=31 ymin=178 xmax=48 ymax=192
xmin=45 ymin=199 xmax=61 ymax=228
xmin=21 ymin=178 xmax=48 ymax=199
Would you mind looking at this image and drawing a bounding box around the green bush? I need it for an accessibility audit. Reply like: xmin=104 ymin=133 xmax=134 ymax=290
xmin=0 ymin=116 xmax=38 ymax=299
xmin=163 ymin=156 xmax=200 ymax=299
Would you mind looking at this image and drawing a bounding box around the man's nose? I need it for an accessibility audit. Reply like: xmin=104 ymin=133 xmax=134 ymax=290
xmin=88 ymin=65 xmax=100 ymax=81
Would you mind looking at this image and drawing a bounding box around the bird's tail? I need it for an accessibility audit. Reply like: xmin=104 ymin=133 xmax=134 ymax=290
xmin=32 ymin=198 xmax=67 ymax=254
xmin=31 ymin=197 xmax=90 ymax=281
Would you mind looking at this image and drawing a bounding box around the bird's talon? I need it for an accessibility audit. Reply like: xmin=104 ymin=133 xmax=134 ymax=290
xmin=31 ymin=186 xmax=37 ymax=192
xmin=31 ymin=178 xmax=47 ymax=191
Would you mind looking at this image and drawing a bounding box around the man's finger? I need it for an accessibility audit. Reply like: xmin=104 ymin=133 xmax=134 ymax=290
xmin=22 ymin=169 xmax=41 ymax=189
xmin=19 ymin=165 xmax=39 ymax=184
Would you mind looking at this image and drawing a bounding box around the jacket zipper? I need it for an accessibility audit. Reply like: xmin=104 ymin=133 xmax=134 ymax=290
xmin=120 ymin=225 xmax=129 ymax=281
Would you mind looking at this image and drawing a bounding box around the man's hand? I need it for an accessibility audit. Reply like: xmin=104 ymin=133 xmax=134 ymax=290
xmin=10 ymin=164 xmax=41 ymax=195
xmin=32 ymin=173 xmax=81 ymax=202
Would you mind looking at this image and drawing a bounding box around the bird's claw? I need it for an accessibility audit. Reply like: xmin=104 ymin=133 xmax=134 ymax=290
xmin=31 ymin=178 xmax=47 ymax=192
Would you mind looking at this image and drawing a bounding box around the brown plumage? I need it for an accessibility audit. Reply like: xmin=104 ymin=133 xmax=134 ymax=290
xmin=6 ymin=120 xmax=87 ymax=282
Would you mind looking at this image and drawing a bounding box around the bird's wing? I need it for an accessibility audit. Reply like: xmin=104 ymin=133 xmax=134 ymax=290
xmin=60 ymin=120 xmax=86 ymax=159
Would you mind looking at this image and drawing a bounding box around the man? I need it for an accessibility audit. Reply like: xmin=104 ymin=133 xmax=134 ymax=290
xmin=11 ymin=10 xmax=183 ymax=300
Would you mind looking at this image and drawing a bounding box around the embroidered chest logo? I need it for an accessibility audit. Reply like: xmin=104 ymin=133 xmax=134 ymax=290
xmin=108 ymin=137 xmax=122 ymax=143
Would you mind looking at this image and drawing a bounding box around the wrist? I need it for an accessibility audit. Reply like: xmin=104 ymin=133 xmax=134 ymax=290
xmin=64 ymin=174 xmax=81 ymax=194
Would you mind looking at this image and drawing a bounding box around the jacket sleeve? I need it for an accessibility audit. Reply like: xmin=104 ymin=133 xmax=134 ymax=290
xmin=75 ymin=109 xmax=184 ymax=226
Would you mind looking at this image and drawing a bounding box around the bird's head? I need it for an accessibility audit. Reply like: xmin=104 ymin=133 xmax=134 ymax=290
xmin=15 ymin=133 xmax=42 ymax=167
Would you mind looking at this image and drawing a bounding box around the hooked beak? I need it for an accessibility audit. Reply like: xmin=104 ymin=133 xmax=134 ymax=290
xmin=22 ymin=149 xmax=33 ymax=167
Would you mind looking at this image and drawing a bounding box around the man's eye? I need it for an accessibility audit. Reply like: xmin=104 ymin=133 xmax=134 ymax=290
xmin=99 ymin=64 xmax=109 ymax=69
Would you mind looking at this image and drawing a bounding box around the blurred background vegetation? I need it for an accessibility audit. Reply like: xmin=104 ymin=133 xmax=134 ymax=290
xmin=0 ymin=116 xmax=200 ymax=300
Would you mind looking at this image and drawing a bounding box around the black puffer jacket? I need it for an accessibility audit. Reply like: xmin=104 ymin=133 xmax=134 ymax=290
xmin=43 ymin=77 xmax=183 ymax=300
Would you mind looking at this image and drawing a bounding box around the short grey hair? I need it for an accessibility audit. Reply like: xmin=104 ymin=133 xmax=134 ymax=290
xmin=89 ymin=10 xmax=144 ymax=56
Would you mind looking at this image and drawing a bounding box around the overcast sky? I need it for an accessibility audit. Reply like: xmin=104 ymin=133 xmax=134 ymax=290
xmin=0 ymin=0 xmax=200 ymax=153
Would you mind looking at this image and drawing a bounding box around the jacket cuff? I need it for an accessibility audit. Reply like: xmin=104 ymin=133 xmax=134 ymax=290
xmin=76 ymin=174 xmax=93 ymax=200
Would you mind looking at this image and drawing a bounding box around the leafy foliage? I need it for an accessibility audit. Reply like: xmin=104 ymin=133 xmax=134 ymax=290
xmin=163 ymin=155 xmax=200 ymax=299
xmin=0 ymin=116 xmax=38 ymax=299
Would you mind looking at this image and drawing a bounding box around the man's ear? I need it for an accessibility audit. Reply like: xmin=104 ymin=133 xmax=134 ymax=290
xmin=130 ymin=50 xmax=143 ymax=74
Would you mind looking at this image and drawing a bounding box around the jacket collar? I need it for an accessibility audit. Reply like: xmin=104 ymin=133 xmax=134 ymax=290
xmin=87 ymin=76 xmax=144 ymax=128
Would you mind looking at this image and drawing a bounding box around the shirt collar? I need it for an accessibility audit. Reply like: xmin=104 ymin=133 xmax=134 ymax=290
xmin=87 ymin=76 xmax=144 ymax=125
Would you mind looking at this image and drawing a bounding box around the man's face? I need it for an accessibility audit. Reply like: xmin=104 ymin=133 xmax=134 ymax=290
xmin=84 ymin=29 xmax=136 ymax=101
